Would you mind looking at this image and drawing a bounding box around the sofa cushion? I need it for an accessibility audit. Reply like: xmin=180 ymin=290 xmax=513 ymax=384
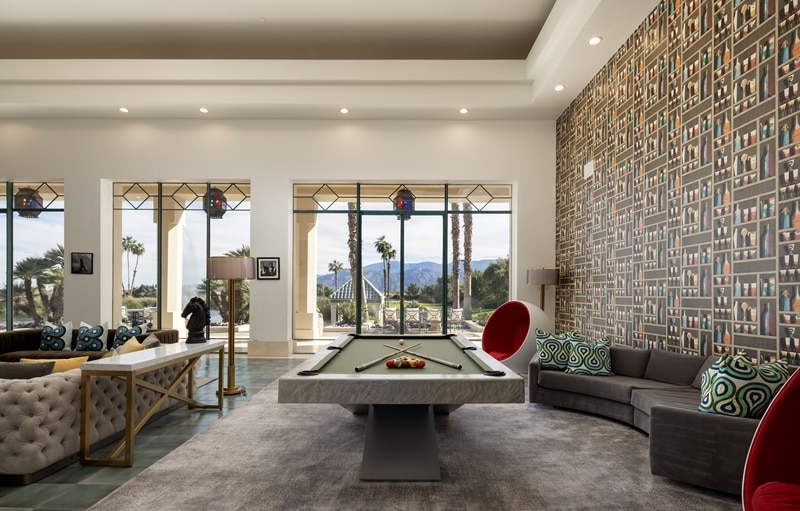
xmin=691 ymin=355 xmax=719 ymax=389
xmin=630 ymin=387 xmax=701 ymax=416
xmin=21 ymin=356 xmax=89 ymax=373
xmin=117 ymin=337 xmax=145 ymax=354
xmin=0 ymin=360 xmax=55 ymax=379
xmin=565 ymin=339 xmax=613 ymax=376
xmin=75 ymin=321 xmax=109 ymax=352
xmin=644 ymin=349 xmax=708 ymax=386
xmin=610 ymin=346 xmax=652 ymax=378
xmin=698 ymin=352 xmax=789 ymax=419
xmin=535 ymin=329 xmax=575 ymax=370
xmin=38 ymin=321 xmax=73 ymax=351
xmin=537 ymin=370 xmax=678 ymax=403
xmin=112 ymin=323 xmax=148 ymax=349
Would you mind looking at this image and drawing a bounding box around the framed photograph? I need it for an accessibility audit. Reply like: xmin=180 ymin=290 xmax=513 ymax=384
xmin=257 ymin=257 xmax=280 ymax=280
xmin=71 ymin=252 xmax=93 ymax=275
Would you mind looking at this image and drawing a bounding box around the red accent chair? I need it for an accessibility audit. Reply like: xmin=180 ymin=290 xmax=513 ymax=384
xmin=481 ymin=300 xmax=553 ymax=374
xmin=742 ymin=369 xmax=800 ymax=511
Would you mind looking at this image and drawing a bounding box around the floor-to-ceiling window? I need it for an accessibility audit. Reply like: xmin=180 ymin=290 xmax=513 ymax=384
xmin=293 ymin=183 xmax=511 ymax=347
xmin=113 ymin=183 xmax=250 ymax=337
xmin=1 ymin=182 xmax=65 ymax=330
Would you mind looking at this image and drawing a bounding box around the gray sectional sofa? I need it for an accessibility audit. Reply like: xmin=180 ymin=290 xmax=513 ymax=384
xmin=529 ymin=346 xmax=756 ymax=495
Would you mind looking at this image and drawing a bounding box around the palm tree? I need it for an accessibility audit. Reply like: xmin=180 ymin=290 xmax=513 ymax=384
xmin=13 ymin=256 xmax=50 ymax=325
xmin=128 ymin=242 xmax=145 ymax=294
xmin=450 ymin=203 xmax=461 ymax=310
xmin=328 ymin=260 xmax=344 ymax=289
xmin=463 ymin=203 xmax=473 ymax=320
xmin=374 ymin=235 xmax=391 ymax=299
xmin=121 ymin=236 xmax=137 ymax=296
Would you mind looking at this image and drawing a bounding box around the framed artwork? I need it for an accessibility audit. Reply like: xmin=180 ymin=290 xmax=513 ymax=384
xmin=71 ymin=252 xmax=93 ymax=275
xmin=257 ymin=257 xmax=280 ymax=280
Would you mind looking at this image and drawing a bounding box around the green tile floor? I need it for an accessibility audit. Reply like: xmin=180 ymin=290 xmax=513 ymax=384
xmin=0 ymin=356 xmax=303 ymax=511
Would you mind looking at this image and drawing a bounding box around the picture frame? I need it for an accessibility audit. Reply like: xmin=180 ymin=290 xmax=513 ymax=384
xmin=71 ymin=252 xmax=93 ymax=275
xmin=257 ymin=257 xmax=280 ymax=280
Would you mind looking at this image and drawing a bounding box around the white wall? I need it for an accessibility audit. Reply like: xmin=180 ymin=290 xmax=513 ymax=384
xmin=0 ymin=118 xmax=556 ymax=342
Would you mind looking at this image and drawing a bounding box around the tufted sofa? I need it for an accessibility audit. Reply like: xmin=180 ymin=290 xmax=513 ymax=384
xmin=529 ymin=346 xmax=784 ymax=495
xmin=0 ymin=327 xmax=179 ymax=362
xmin=0 ymin=354 xmax=194 ymax=485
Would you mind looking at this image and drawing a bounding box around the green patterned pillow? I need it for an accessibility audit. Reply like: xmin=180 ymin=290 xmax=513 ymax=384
xmin=698 ymin=351 xmax=789 ymax=419
xmin=75 ymin=321 xmax=109 ymax=351
xmin=565 ymin=338 xmax=614 ymax=376
xmin=39 ymin=321 xmax=73 ymax=351
xmin=535 ymin=329 xmax=575 ymax=370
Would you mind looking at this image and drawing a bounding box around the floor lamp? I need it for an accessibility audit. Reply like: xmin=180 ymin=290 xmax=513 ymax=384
xmin=527 ymin=268 xmax=559 ymax=311
xmin=207 ymin=256 xmax=255 ymax=396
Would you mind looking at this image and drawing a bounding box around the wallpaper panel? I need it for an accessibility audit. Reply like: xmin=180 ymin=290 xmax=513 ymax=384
xmin=555 ymin=0 xmax=800 ymax=366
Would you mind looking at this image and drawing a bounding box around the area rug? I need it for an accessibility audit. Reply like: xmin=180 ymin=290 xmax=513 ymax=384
xmin=89 ymin=381 xmax=740 ymax=511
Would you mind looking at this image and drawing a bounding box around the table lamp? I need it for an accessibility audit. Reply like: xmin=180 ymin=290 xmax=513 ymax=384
xmin=527 ymin=268 xmax=559 ymax=311
xmin=207 ymin=256 xmax=256 ymax=396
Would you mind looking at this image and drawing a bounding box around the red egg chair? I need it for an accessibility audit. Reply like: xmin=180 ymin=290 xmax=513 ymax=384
xmin=481 ymin=300 xmax=553 ymax=374
xmin=742 ymin=368 xmax=800 ymax=511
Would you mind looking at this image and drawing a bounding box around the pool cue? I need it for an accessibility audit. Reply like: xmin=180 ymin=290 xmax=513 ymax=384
xmin=382 ymin=344 xmax=462 ymax=370
xmin=354 ymin=343 xmax=422 ymax=372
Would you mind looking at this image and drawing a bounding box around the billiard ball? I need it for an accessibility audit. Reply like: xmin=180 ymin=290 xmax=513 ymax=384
xmin=417 ymin=360 xmax=426 ymax=368
xmin=398 ymin=339 xmax=405 ymax=345
xmin=386 ymin=359 xmax=395 ymax=368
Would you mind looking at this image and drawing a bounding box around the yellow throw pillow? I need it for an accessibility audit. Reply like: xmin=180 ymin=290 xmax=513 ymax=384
xmin=117 ymin=337 xmax=145 ymax=354
xmin=21 ymin=356 xmax=90 ymax=373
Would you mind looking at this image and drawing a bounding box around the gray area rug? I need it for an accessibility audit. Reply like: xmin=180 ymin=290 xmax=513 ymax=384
xmin=89 ymin=382 xmax=740 ymax=511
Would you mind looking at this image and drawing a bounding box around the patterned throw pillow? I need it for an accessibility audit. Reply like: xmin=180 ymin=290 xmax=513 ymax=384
xmin=565 ymin=339 xmax=614 ymax=376
xmin=535 ymin=329 xmax=575 ymax=370
xmin=698 ymin=351 xmax=789 ymax=419
xmin=112 ymin=323 xmax=148 ymax=349
xmin=75 ymin=321 xmax=109 ymax=351
xmin=39 ymin=321 xmax=73 ymax=351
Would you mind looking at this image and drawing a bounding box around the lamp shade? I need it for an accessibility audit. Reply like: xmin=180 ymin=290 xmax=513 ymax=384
xmin=207 ymin=256 xmax=256 ymax=280
xmin=527 ymin=268 xmax=559 ymax=285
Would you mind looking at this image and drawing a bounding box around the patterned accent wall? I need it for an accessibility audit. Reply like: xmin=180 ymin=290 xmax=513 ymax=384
xmin=555 ymin=0 xmax=800 ymax=366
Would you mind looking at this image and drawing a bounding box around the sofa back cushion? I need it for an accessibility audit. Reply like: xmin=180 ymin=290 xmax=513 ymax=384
xmin=644 ymin=349 xmax=709 ymax=386
xmin=610 ymin=346 xmax=651 ymax=378
xmin=691 ymin=355 xmax=719 ymax=389
xmin=0 ymin=360 xmax=56 ymax=379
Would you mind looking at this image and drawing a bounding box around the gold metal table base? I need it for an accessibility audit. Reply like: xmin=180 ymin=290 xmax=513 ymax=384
xmin=80 ymin=343 xmax=224 ymax=467
xmin=222 ymin=385 xmax=247 ymax=396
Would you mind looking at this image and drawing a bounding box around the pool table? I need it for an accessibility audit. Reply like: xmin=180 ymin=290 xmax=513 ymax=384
xmin=278 ymin=333 xmax=524 ymax=480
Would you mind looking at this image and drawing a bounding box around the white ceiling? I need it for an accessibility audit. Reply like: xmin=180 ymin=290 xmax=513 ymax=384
xmin=0 ymin=0 xmax=658 ymax=120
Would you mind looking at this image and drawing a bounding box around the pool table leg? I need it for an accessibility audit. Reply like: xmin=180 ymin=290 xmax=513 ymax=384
xmin=359 ymin=404 xmax=440 ymax=481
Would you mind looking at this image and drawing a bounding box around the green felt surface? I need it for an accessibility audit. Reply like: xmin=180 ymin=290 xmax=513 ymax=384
xmin=313 ymin=335 xmax=487 ymax=375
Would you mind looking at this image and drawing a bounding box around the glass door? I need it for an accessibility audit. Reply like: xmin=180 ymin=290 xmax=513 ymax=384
xmin=360 ymin=210 xmax=446 ymax=336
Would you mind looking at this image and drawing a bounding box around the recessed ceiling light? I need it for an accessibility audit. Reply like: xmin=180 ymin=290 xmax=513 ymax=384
xmin=554 ymin=85 xmax=565 ymax=92
xmin=340 ymin=108 xmax=349 ymax=114
xmin=588 ymin=36 xmax=603 ymax=46
xmin=118 ymin=107 xmax=129 ymax=113
xmin=199 ymin=107 xmax=209 ymax=114
xmin=459 ymin=108 xmax=469 ymax=114
xmin=258 ymin=17 xmax=267 ymax=23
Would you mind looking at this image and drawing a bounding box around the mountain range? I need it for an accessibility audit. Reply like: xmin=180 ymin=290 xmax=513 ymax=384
xmin=317 ymin=259 xmax=496 ymax=291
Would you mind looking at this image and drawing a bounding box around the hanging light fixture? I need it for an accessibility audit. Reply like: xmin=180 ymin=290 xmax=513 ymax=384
xmin=14 ymin=187 xmax=44 ymax=218
xmin=205 ymin=188 xmax=228 ymax=219
xmin=393 ymin=188 xmax=414 ymax=220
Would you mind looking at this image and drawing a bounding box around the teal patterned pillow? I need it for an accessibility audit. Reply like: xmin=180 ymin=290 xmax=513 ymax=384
xmin=535 ymin=329 xmax=575 ymax=370
xmin=39 ymin=321 xmax=73 ymax=351
xmin=565 ymin=339 xmax=614 ymax=376
xmin=75 ymin=321 xmax=109 ymax=351
xmin=698 ymin=351 xmax=789 ymax=418
xmin=113 ymin=323 xmax=148 ymax=349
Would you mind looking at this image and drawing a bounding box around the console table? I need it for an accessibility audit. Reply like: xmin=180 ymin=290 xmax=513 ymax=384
xmin=79 ymin=340 xmax=225 ymax=467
